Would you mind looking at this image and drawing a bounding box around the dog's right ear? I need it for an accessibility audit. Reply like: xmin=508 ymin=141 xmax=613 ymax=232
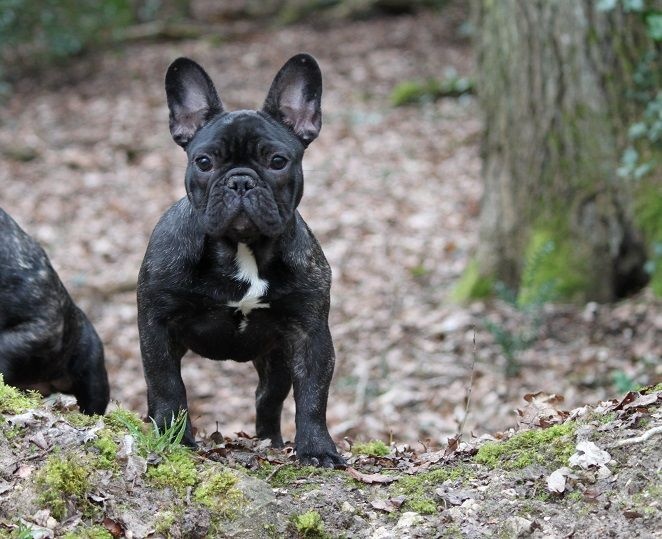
xmin=165 ymin=58 xmax=223 ymax=148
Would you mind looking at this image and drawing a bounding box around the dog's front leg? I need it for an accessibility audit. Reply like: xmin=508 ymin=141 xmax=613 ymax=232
xmin=288 ymin=324 xmax=345 ymax=468
xmin=139 ymin=321 xmax=195 ymax=446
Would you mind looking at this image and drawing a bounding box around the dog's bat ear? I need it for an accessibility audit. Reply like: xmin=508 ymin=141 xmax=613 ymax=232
xmin=262 ymin=53 xmax=322 ymax=147
xmin=165 ymin=58 xmax=223 ymax=148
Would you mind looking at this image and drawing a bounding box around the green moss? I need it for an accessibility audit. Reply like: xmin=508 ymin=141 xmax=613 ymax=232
xmin=391 ymin=466 xmax=472 ymax=514
xmin=146 ymin=449 xmax=197 ymax=495
xmin=518 ymin=228 xmax=586 ymax=305
xmin=254 ymin=463 xmax=337 ymax=488
xmin=634 ymin=184 xmax=662 ymax=296
xmin=92 ymin=430 xmax=118 ymax=469
xmin=292 ymin=510 xmax=326 ymax=538
xmin=104 ymin=407 xmax=144 ymax=433
xmin=567 ymin=491 xmax=584 ymax=503
xmin=63 ymin=525 xmax=113 ymax=539
xmin=641 ymin=383 xmax=662 ymax=394
xmin=352 ymin=440 xmax=390 ymax=457
xmin=0 ymin=374 xmax=41 ymax=414
xmin=407 ymin=498 xmax=438 ymax=514
xmin=193 ymin=467 xmax=246 ymax=520
xmin=475 ymin=422 xmax=576 ymax=470
xmin=391 ymin=75 xmax=473 ymax=106
xmin=154 ymin=509 xmax=180 ymax=538
xmin=452 ymin=259 xmax=494 ymax=301
xmin=66 ymin=412 xmax=101 ymax=428
xmin=3 ymin=425 xmax=24 ymax=441
xmin=36 ymin=454 xmax=91 ymax=520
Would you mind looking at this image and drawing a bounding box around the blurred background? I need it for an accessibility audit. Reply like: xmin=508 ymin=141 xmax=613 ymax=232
xmin=0 ymin=0 xmax=659 ymax=446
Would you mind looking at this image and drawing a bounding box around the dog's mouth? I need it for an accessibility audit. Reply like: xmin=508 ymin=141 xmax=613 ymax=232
xmin=202 ymin=173 xmax=286 ymax=242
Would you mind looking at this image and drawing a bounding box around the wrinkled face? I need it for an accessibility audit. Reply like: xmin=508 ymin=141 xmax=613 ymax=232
xmin=185 ymin=111 xmax=304 ymax=242
xmin=164 ymin=53 xmax=323 ymax=244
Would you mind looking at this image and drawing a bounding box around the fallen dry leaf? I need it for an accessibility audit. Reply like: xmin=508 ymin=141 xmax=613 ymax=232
xmin=547 ymin=467 xmax=573 ymax=493
xmin=569 ymin=441 xmax=611 ymax=469
xmin=347 ymin=467 xmax=398 ymax=485
xmin=517 ymin=392 xmax=568 ymax=428
xmin=370 ymin=496 xmax=406 ymax=513
xmin=102 ymin=517 xmax=125 ymax=538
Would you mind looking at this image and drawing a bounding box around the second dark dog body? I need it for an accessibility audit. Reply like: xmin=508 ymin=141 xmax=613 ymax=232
xmin=138 ymin=54 xmax=344 ymax=467
xmin=0 ymin=208 xmax=109 ymax=414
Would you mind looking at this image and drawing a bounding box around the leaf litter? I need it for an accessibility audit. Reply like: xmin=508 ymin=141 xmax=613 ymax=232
xmin=0 ymin=5 xmax=661 ymax=536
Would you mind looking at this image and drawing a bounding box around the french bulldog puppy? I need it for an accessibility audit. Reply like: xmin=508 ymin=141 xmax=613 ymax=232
xmin=137 ymin=53 xmax=345 ymax=467
xmin=0 ymin=208 xmax=109 ymax=414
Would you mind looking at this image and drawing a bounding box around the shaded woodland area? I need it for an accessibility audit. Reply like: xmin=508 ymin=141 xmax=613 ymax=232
xmin=0 ymin=1 xmax=660 ymax=537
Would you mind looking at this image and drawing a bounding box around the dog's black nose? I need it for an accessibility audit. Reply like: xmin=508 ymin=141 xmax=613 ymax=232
xmin=227 ymin=175 xmax=256 ymax=195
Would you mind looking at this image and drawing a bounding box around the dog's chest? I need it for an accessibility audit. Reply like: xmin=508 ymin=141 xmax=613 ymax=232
xmin=225 ymin=243 xmax=270 ymax=330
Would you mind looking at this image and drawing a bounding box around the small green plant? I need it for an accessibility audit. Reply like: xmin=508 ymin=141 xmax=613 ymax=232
xmin=352 ymin=440 xmax=390 ymax=457
xmin=292 ymin=510 xmax=326 ymax=538
xmin=36 ymin=454 xmax=91 ymax=519
xmin=8 ymin=522 xmax=34 ymax=539
xmin=611 ymin=371 xmax=642 ymax=393
xmin=115 ymin=410 xmax=188 ymax=455
xmin=485 ymin=238 xmax=560 ymax=377
xmin=0 ymin=374 xmax=41 ymax=414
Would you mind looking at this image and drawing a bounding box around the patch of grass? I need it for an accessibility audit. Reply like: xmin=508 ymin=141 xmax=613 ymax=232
xmin=352 ymin=440 xmax=390 ymax=457
xmin=36 ymin=454 xmax=91 ymax=520
xmin=63 ymin=525 xmax=113 ymax=539
xmin=291 ymin=510 xmax=326 ymax=538
xmin=194 ymin=467 xmax=246 ymax=520
xmin=475 ymin=422 xmax=576 ymax=470
xmin=390 ymin=465 xmax=472 ymax=515
xmin=146 ymin=449 xmax=197 ymax=495
xmin=119 ymin=410 xmax=188 ymax=456
xmin=0 ymin=374 xmax=41 ymax=414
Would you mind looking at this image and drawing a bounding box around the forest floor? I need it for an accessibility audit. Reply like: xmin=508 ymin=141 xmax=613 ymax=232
xmin=0 ymin=3 xmax=660 ymax=519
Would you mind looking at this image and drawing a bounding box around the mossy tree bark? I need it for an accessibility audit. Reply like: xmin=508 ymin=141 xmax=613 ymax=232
xmin=469 ymin=0 xmax=661 ymax=303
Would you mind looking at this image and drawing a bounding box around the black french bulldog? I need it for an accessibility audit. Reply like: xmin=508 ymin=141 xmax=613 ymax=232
xmin=137 ymin=53 xmax=345 ymax=467
xmin=0 ymin=208 xmax=109 ymax=415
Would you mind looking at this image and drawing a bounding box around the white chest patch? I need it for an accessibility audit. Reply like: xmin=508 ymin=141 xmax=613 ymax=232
xmin=227 ymin=243 xmax=270 ymax=330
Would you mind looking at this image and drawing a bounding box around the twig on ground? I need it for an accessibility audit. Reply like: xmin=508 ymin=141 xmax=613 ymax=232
xmin=457 ymin=327 xmax=477 ymax=441
xmin=610 ymin=425 xmax=662 ymax=448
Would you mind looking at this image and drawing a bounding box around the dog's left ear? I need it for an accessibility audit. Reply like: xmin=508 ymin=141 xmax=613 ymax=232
xmin=262 ymin=53 xmax=322 ymax=147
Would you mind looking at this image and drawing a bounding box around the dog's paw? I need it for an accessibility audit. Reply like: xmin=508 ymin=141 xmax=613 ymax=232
xmin=298 ymin=448 xmax=346 ymax=469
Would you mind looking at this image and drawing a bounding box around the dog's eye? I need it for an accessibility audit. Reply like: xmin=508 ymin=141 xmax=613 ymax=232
xmin=195 ymin=156 xmax=213 ymax=172
xmin=269 ymin=155 xmax=288 ymax=170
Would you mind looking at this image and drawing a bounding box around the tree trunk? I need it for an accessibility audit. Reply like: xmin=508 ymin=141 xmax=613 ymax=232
xmin=467 ymin=0 xmax=661 ymax=303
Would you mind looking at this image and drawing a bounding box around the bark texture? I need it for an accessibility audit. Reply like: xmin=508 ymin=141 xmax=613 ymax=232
xmin=472 ymin=0 xmax=660 ymax=302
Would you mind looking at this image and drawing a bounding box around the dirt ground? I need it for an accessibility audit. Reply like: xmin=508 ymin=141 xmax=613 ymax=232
xmin=0 ymin=7 xmax=660 ymax=450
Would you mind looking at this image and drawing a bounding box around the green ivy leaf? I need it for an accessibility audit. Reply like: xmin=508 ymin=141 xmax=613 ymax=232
xmin=646 ymin=13 xmax=662 ymax=41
